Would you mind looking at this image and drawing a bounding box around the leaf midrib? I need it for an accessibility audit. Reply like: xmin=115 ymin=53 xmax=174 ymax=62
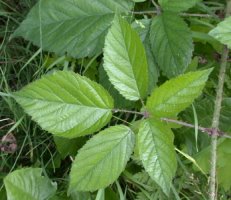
xmin=74 ymin=130 xmax=131 ymax=186
xmin=149 ymin=123 xmax=170 ymax=192
xmin=15 ymin=95 xmax=111 ymax=111
xmin=160 ymin=14 xmax=180 ymax=71
xmin=37 ymin=13 xmax=113 ymax=27
xmin=119 ymin=20 xmax=142 ymax=99
xmin=152 ymin=74 xmax=205 ymax=110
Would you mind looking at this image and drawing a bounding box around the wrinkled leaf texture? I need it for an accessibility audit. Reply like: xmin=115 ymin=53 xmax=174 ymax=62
xmin=138 ymin=119 xmax=177 ymax=196
xmin=4 ymin=168 xmax=57 ymax=200
xmin=132 ymin=19 xmax=159 ymax=93
xmin=69 ymin=125 xmax=135 ymax=192
xmin=99 ymin=65 xmax=133 ymax=109
xmin=13 ymin=71 xmax=114 ymax=138
xmin=12 ymin=0 xmax=133 ymax=58
xmin=158 ymin=0 xmax=200 ymax=12
xmin=150 ymin=12 xmax=193 ymax=77
xmin=104 ymin=16 xmax=148 ymax=101
xmin=146 ymin=69 xmax=212 ymax=117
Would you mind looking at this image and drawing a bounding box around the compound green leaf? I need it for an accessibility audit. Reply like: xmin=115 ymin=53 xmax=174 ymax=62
xmin=69 ymin=125 xmax=135 ymax=192
xmin=4 ymin=168 xmax=57 ymax=200
xmin=12 ymin=0 xmax=133 ymax=58
xmin=150 ymin=12 xmax=193 ymax=77
xmin=13 ymin=71 xmax=114 ymax=138
xmin=146 ymin=69 xmax=212 ymax=117
xmin=103 ymin=16 xmax=148 ymax=101
xmin=138 ymin=120 xmax=177 ymax=196
xmin=158 ymin=0 xmax=200 ymax=12
xmin=209 ymin=16 xmax=231 ymax=48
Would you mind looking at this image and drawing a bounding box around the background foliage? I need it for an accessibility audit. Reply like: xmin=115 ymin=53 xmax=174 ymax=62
xmin=0 ymin=0 xmax=231 ymax=199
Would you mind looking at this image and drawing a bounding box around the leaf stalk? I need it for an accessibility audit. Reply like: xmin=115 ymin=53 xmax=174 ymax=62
xmin=113 ymin=109 xmax=231 ymax=139
xmin=131 ymin=10 xmax=215 ymax=18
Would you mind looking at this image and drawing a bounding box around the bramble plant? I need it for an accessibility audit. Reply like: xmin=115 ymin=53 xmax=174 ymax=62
xmin=1 ymin=0 xmax=231 ymax=199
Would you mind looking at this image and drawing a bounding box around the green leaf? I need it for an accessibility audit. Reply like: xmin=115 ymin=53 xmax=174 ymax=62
xmin=49 ymin=194 xmax=71 ymax=200
xmin=0 ymin=187 xmax=7 ymax=200
xmin=54 ymin=136 xmax=87 ymax=158
xmin=13 ymin=71 xmax=114 ymax=138
xmin=4 ymin=168 xmax=57 ymax=200
xmin=220 ymin=98 xmax=231 ymax=133
xmin=209 ymin=16 xmax=231 ymax=48
xmin=99 ymin=64 xmax=133 ymax=109
xmin=183 ymin=97 xmax=231 ymax=134
xmin=179 ymin=97 xmax=231 ymax=154
xmin=70 ymin=191 xmax=92 ymax=200
xmin=12 ymin=0 xmax=133 ymax=58
xmin=103 ymin=16 xmax=148 ymax=101
xmin=195 ymin=139 xmax=231 ymax=190
xmin=192 ymin=31 xmax=222 ymax=53
xmin=136 ymin=191 xmax=159 ymax=200
xmin=105 ymin=188 xmax=119 ymax=200
xmin=133 ymin=171 xmax=157 ymax=190
xmin=132 ymin=19 xmax=159 ymax=93
xmin=150 ymin=12 xmax=193 ymax=77
xmin=138 ymin=120 xmax=177 ymax=196
xmin=69 ymin=125 xmax=135 ymax=192
xmin=158 ymin=0 xmax=200 ymax=12
xmin=133 ymin=0 xmax=146 ymax=2
xmin=146 ymin=69 xmax=212 ymax=118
